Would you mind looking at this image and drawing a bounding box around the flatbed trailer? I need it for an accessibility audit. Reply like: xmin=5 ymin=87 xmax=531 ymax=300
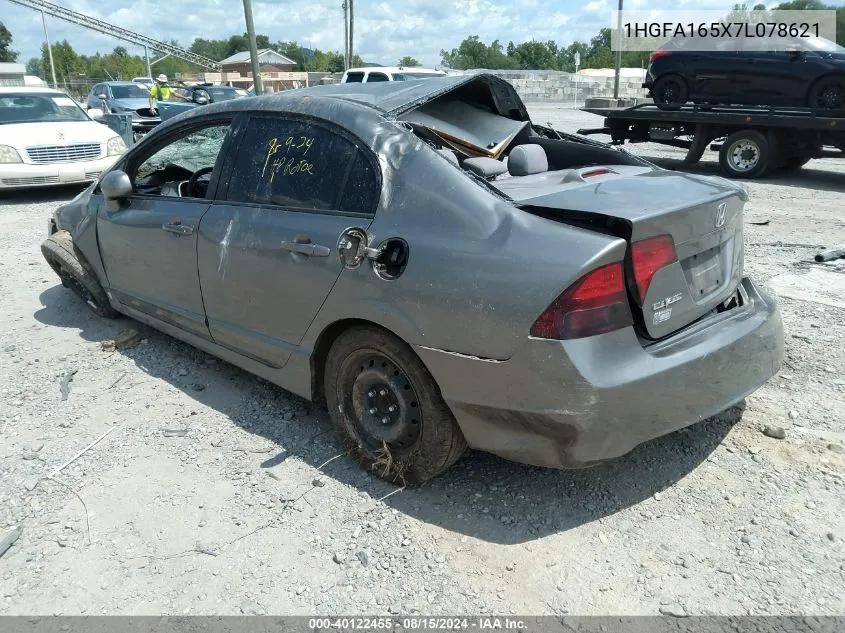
xmin=576 ymin=103 xmax=845 ymax=179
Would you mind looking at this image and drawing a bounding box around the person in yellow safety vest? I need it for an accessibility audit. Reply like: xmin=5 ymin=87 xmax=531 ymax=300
xmin=148 ymin=74 xmax=188 ymax=115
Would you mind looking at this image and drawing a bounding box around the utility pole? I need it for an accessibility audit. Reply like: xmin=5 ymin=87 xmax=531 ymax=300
xmin=348 ymin=0 xmax=354 ymax=67
xmin=342 ymin=1 xmax=349 ymax=70
xmin=613 ymin=0 xmax=623 ymax=99
xmin=242 ymin=0 xmax=263 ymax=94
xmin=41 ymin=10 xmax=57 ymax=89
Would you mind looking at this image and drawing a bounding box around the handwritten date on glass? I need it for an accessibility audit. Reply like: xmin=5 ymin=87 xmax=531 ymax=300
xmin=261 ymin=136 xmax=315 ymax=183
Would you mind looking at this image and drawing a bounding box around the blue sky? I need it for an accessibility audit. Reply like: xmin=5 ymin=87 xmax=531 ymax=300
xmin=3 ymin=0 xmax=739 ymax=68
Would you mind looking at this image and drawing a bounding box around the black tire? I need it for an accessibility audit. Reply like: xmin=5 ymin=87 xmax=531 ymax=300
xmin=323 ymin=326 xmax=467 ymax=485
xmin=652 ymin=74 xmax=689 ymax=108
xmin=807 ymin=75 xmax=845 ymax=110
xmin=41 ymin=230 xmax=119 ymax=318
xmin=718 ymin=129 xmax=773 ymax=179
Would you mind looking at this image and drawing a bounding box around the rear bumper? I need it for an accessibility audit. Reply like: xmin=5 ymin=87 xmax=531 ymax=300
xmin=415 ymin=277 xmax=783 ymax=469
xmin=0 ymin=157 xmax=117 ymax=189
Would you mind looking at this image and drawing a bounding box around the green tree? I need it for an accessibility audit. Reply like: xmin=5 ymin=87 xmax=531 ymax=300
xmin=0 ymin=21 xmax=17 ymax=62
xmin=585 ymin=28 xmax=614 ymax=68
xmin=41 ymin=40 xmax=82 ymax=85
xmin=558 ymin=41 xmax=589 ymax=71
xmin=511 ymin=40 xmax=555 ymax=69
xmin=398 ymin=56 xmax=420 ymax=66
xmin=274 ymin=41 xmax=308 ymax=70
xmin=190 ymin=38 xmax=229 ymax=61
xmin=440 ymin=35 xmax=518 ymax=69
xmin=26 ymin=57 xmax=42 ymax=76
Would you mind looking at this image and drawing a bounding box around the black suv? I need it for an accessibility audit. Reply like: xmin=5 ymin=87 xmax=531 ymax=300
xmin=644 ymin=34 xmax=845 ymax=109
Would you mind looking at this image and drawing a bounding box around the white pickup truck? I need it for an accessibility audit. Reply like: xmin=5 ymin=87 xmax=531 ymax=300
xmin=340 ymin=66 xmax=446 ymax=83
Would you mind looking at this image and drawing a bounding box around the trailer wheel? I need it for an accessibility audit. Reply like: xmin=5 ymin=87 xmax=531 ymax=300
xmin=652 ymin=74 xmax=689 ymax=109
xmin=718 ymin=130 xmax=773 ymax=179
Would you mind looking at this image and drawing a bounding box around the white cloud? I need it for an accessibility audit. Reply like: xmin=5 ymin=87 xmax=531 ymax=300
xmin=584 ymin=0 xmax=607 ymax=15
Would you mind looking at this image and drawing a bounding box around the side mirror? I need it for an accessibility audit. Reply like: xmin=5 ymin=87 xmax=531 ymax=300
xmin=100 ymin=170 xmax=133 ymax=211
xmin=87 ymin=108 xmax=104 ymax=120
xmin=97 ymin=93 xmax=108 ymax=100
xmin=787 ymin=46 xmax=804 ymax=59
xmin=194 ymin=95 xmax=209 ymax=105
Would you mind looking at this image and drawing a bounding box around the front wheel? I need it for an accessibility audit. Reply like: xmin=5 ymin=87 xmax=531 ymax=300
xmin=808 ymin=75 xmax=845 ymax=110
xmin=718 ymin=129 xmax=773 ymax=179
xmin=41 ymin=231 xmax=118 ymax=318
xmin=323 ymin=326 xmax=467 ymax=485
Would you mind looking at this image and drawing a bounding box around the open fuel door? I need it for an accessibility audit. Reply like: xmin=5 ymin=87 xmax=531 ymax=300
xmin=338 ymin=227 xmax=409 ymax=281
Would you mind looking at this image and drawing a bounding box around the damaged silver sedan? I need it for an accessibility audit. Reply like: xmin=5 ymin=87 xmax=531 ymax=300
xmin=42 ymin=73 xmax=784 ymax=483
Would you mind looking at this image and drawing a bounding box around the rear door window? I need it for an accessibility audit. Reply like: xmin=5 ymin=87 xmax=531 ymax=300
xmin=345 ymin=72 xmax=365 ymax=83
xmin=224 ymin=115 xmax=380 ymax=215
xmin=366 ymin=72 xmax=389 ymax=82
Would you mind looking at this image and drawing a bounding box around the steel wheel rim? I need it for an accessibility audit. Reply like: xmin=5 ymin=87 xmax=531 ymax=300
xmin=727 ymin=140 xmax=760 ymax=172
xmin=339 ymin=350 xmax=422 ymax=457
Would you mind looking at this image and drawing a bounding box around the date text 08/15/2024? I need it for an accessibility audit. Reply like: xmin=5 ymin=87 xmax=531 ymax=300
xmin=309 ymin=618 xmax=527 ymax=631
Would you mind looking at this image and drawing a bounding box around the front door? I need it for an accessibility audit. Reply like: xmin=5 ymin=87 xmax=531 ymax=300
xmin=736 ymin=34 xmax=812 ymax=106
xmin=96 ymin=118 xmax=235 ymax=338
xmin=197 ymin=113 xmax=382 ymax=367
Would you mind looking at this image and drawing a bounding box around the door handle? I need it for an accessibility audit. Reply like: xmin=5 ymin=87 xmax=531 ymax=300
xmin=281 ymin=239 xmax=330 ymax=257
xmin=162 ymin=220 xmax=193 ymax=236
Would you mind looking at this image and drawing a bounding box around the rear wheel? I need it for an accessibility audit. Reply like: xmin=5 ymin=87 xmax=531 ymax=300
xmin=41 ymin=231 xmax=118 ymax=318
xmin=718 ymin=129 xmax=773 ymax=179
xmin=652 ymin=74 xmax=689 ymax=108
xmin=807 ymin=75 xmax=845 ymax=110
xmin=323 ymin=326 xmax=467 ymax=485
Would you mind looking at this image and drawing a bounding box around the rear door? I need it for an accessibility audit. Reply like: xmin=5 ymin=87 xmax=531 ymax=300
xmin=196 ymin=112 xmax=382 ymax=367
xmin=688 ymin=37 xmax=744 ymax=102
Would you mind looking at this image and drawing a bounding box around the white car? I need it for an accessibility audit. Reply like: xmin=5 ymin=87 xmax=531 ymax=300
xmin=340 ymin=66 xmax=447 ymax=83
xmin=0 ymin=87 xmax=127 ymax=190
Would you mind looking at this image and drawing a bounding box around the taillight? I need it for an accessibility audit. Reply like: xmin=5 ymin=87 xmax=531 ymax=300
xmin=631 ymin=235 xmax=678 ymax=302
xmin=530 ymin=263 xmax=632 ymax=340
xmin=649 ymin=50 xmax=672 ymax=63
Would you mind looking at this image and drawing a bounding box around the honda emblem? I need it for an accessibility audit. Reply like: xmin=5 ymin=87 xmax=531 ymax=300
xmin=715 ymin=202 xmax=727 ymax=228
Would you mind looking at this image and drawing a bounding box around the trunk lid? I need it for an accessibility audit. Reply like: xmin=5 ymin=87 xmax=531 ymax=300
xmin=502 ymin=167 xmax=747 ymax=339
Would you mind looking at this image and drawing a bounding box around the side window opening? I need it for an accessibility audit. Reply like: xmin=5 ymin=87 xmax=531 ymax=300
xmin=132 ymin=122 xmax=231 ymax=199
xmin=345 ymin=72 xmax=365 ymax=83
xmin=367 ymin=72 xmax=389 ymax=82
xmin=225 ymin=116 xmax=380 ymax=216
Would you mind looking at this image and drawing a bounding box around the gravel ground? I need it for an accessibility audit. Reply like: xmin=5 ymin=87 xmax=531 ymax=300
xmin=0 ymin=104 xmax=843 ymax=617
